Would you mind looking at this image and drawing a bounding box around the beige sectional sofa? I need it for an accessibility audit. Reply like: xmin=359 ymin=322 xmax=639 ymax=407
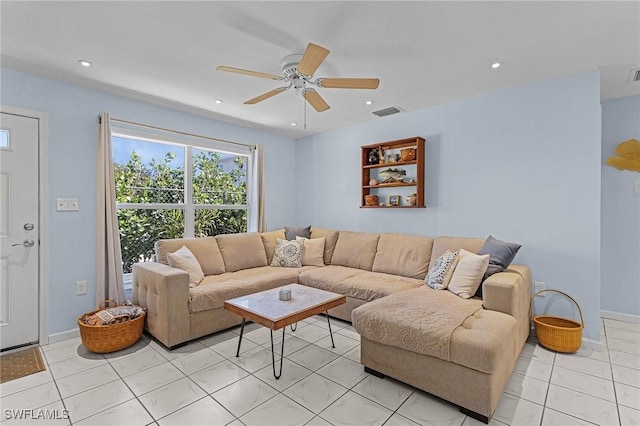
xmin=132 ymin=227 xmax=530 ymax=423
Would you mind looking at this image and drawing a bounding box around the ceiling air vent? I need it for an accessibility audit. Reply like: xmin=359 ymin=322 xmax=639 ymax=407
xmin=372 ymin=106 xmax=404 ymax=117
xmin=629 ymin=68 xmax=640 ymax=83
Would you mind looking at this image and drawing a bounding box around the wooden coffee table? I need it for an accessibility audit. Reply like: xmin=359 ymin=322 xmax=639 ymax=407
xmin=223 ymin=284 xmax=346 ymax=379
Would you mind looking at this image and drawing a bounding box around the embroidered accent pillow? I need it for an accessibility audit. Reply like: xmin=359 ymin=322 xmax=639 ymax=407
xmin=167 ymin=245 xmax=205 ymax=287
xmin=426 ymin=249 xmax=458 ymax=290
xmin=271 ymin=238 xmax=303 ymax=268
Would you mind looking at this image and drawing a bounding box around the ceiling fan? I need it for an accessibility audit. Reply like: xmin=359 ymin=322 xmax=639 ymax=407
xmin=217 ymin=43 xmax=380 ymax=112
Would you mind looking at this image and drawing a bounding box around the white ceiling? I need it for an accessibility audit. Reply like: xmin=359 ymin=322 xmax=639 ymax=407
xmin=1 ymin=1 xmax=639 ymax=139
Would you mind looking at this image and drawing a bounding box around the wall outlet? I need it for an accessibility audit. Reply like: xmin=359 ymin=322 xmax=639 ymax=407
xmin=534 ymin=281 xmax=546 ymax=295
xmin=76 ymin=280 xmax=87 ymax=295
xmin=57 ymin=198 xmax=79 ymax=212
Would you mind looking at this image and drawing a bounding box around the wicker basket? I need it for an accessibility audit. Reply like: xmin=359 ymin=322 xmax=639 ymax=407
xmin=400 ymin=148 xmax=416 ymax=161
xmin=78 ymin=300 xmax=145 ymax=353
xmin=531 ymin=290 xmax=583 ymax=353
xmin=364 ymin=194 xmax=379 ymax=206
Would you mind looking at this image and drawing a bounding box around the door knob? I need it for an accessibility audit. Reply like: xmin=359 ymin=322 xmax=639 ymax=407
xmin=11 ymin=239 xmax=35 ymax=247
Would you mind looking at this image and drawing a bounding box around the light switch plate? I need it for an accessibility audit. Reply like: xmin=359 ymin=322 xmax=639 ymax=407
xmin=57 ymin=198 xmax=79 ymax=211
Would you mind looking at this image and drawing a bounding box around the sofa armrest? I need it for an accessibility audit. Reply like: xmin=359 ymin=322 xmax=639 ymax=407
xmin=482 ymin=264 xmax=531 ymax=348
xmin=132 ymin=262 xmax=191 ymax=349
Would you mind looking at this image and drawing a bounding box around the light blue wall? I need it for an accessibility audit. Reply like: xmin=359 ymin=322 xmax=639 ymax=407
xmin=296 ymin=71 xmax=603 ymax=340
xmin=601 ymin=95 xmax=640 ymax=316
xmin=1 ymin=68 xmax=297 ymax=335
xmin=0 ymin=67 xmax=608 ymax=340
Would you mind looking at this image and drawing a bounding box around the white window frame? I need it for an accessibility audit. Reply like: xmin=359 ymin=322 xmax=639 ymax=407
xmin=111 ymin=125 xmax=253 ymax=286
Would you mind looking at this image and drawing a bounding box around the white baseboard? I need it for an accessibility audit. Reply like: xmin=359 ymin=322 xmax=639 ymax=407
xmin=47 ymin=328 xmax=80 ymax=345
xmin=582 ymin=337 xmax=604 ymax=352
xmin=601 ymin=310 xmax=640 ymax=324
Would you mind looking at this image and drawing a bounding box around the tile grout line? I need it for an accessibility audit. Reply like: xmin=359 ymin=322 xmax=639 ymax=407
xmin=604 ymin=323 xmax=624 ymax=426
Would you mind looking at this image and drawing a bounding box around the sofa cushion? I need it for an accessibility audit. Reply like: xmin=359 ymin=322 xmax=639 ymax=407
xmin=155 ymin=237 xmax=225 ymax=276
xmin=285 ymin=225 xmax=311 ymax=240
xmin=352 ymin=286 xmax=483 ymax=362
xmin=429 ymin=236 xmax=485 ymax=270
xmin=216 ymin=233 xmax=268 ymax=272
xmin=448 ymin=249 xmax=490 ymax=299
xmin=331 ymin=231 xmax=380 ymax=271
xmin=310 ymin=227 xmax=339 ymax=264
xmin=450 ymin=309 xmax=519 ymax=373
xmin=189 ymin=266 xmax=298 ymax=313
xmin=271 ymin=238 xmax=303 ymax=268
xmin=260 ymin=229 xmax=286 ymax=264
xmin=343 ymin=271 xmax=424 ymax=302
xmin=299 ymin=265 xmax=368 ymax=294
xmin=372 ymin=233 xmax=433 ymax=279
xmin=167 ymin=245 xmax=205 ymax=287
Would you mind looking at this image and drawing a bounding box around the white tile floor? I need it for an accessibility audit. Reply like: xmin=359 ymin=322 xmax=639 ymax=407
xmin=1 ymin=316 xmax=638 ymax=426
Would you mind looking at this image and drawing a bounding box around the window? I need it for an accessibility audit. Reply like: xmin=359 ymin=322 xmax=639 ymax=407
xmin=112 ymin=130 xmax=250 ymax=275
xmin=0 ymin=129 xmax=9 ymax=149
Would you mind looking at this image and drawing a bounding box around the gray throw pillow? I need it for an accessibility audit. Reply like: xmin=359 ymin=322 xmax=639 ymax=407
xmin=285 ymin=225 xmax=311 ymax=241
xmin=475 ymin=235 xmax=521 ymax=297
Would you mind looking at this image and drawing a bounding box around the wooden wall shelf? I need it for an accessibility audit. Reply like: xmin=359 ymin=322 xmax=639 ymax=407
xmin=361 ymin=137 xmax=425 ymax=208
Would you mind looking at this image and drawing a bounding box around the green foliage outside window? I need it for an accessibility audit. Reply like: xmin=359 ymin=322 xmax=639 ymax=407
xmin=115 ymin=150 xmax=247 ymax=273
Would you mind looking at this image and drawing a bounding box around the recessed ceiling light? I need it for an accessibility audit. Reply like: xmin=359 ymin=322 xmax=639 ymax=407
xmin=215 ymin=99 xmax=223 ymax=104
xmin=290 ymin=122 xmax=297 ymax=126
xmin=490 ymin=62 xmax=501 ymax=69
xmin=78 ymin=60 xmax=92 ymax=67
xmin=365 ymin=100 xmax=374 ymax=105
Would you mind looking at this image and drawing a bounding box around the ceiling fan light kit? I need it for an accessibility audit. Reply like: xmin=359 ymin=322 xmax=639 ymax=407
xmin=217 ymin=42 xmax=380 ymax=113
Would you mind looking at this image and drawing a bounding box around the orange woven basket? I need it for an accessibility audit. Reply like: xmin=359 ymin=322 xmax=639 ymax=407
xmin=400 ymin=148 xmax=416 ymax=161
xmin=531 ymin=290 xmax=583 ymax=353
xmin=78 ymin=300 xmax=146 ymax=353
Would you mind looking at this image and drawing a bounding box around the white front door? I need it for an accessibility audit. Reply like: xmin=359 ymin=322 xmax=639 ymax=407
xmin=0 ymin=112 xmax=40 ymax=350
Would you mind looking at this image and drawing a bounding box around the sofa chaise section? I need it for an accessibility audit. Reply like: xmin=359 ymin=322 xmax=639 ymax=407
xmin=351 ymin=236 xmax=530 ymax=422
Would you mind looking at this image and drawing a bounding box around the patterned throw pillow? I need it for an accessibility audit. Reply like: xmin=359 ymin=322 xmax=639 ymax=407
xmin=271 ymin=238 xmax=303 ymax=268
xmin=425 ymin=250 xmax=459 ymax=290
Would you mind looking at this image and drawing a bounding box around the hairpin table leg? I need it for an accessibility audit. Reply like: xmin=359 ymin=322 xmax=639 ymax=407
xmin=290 ymin=322 xmax=298 ymax=332
xmin=270 ymin=328 xmax=286 ymax=379
xmin=235 ymin=318 xmax=246 ymax=357
xmin=326 ymin=311 xmax=335 ymax=348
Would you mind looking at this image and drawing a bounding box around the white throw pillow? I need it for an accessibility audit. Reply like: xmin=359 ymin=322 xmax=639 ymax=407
xmin=167 ymin=245 xmax=205 ymax=287
xmin=447 ymin=249 xmax=490 ymax=299
xmin=425 ymin=249 xmax=458 ymax=290
xmin=271 ymin=238 xmax=303 ymax=268
xmin=296 ymin=236 xmax=326 ymax=267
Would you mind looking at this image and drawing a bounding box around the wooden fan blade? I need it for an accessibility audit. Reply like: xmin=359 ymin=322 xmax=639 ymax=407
xmin=244 ymin=87 xmax=287 ymax=104
xmin=303 ymin=89 xmax=330 ymax=112
xmin=318 ymin=78 xmax=380 ymax=89
xmin=217 ymin=66 xmax=281 ymax=80
xmin=297 ymin=43 xmax=330 ymax=76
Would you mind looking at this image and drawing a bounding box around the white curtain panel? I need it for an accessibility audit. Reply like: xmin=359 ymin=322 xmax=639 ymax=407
xmin=96 ymin=112 xmax=125 ymax=305
xmin=250 ymin=144 xmax=266 ymax=232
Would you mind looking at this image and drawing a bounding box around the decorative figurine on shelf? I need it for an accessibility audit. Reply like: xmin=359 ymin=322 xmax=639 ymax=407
xmin=406 ymin=193 xmax=417 ymax=206
xmin=367 ymin=148 xmax=380 ymax=165
xmin=369 ymin=179 xmax=378 ymax=186
xmin=387 ymin=153 xmax=400 ymax=163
